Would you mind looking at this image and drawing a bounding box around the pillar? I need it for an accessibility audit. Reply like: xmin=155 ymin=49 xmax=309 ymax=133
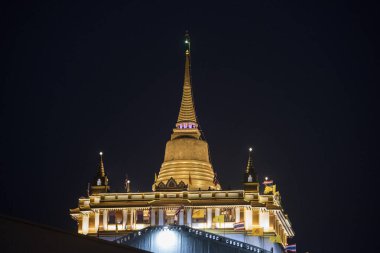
xmin=235 ymin=207 xmax=240 ymax=223
xmin=158 ymin=209 xmax=164 ymax=225
xmin=207 ymin=208 xmax=212 ymax=228
xmin=259 ymin=209 xmax=269 ymax=230
xmin=215 ymin=208 xmax=220 ymax=228
xmin=244 ymin=207 xmax=252 ymax=230
xmin=179 ymin=209 xmax=184 ymax=225
xmin=186 ymin=208 xmax=192 ymax=226
xmin=94 ymin=210 xmax=99 ymax=232
xmin=82 ymin=213 xmax=89 ymax=235
xmin=122 ymin=209 xmax=128 ymax=229
xmin=130 ymin=209 xmax=135 ymax=229
xmin=103 ymin=210 xmax=108 ymax=231
xmin=151 ymin=209 xmax=156 ymax=226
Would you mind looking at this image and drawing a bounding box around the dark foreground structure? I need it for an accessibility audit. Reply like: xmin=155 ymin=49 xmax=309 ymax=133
xmin=0 ymin=215 xmax=148 ymax=253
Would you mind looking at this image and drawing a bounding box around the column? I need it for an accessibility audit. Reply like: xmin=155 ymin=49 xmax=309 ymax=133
xmin=259 ymin=209 xmax=269 ymax=230
xmin=158 ymin=209 xmax=164 ymax=225
xmin=122 ymin=209 xmax=128 ymax=229
xmin=179 ymin=209 xmax=184 ymax=225
xmin=103 ymin=210 xmax=108 ymax=231
xmin=244 ymin=207 xmax=252 ymax=230
xmin=130 ymin=209 xmax=135 ymax=229
xmin=151 ymin=209 xmax=156 ymax=226
xmin=235 ymin=207 xmax=240 ymax=223
xmin=82 ymin=212 xmax=89 ymax=235
xmin=186 ymin=208 xmax=192 ymax=226
xmin=215 ymin=208 xmax=220 ymax=228
xmin=207 ymin=208 xmax=212 ymax=228
xmin=94 ymin=210 xmax=100 ymax=232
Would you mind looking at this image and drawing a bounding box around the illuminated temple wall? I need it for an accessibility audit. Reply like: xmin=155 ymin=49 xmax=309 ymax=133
xmin=71 ymin=189 xmax=294 ymax=249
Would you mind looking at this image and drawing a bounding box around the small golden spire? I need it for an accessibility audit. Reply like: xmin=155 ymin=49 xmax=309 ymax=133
xmin=246 ymin=147 xmax=254 ymax=173
xmin=177 ymin=31 xmax=198 ymax=126
xmin=99 ymin=151 xmax=105 ymax=177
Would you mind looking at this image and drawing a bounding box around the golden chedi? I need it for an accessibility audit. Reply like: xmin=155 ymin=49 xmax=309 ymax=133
xmin=153 ymin=33 xmax=221 ymax=191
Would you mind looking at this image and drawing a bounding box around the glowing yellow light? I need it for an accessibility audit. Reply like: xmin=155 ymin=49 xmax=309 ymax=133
xmin=249 ymin=147 xmax=253 ymax=152
xmin=265 ymin=177 xmax=268 ymax=181
xmin=127 ymin=180 xmax=130 ymax=183
xmin=99 ymin=152 xmax=103 ymax=156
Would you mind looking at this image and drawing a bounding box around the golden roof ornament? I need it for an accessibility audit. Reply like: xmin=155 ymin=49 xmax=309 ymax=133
xmin=98 ymin=151 xmax=105 ymax=177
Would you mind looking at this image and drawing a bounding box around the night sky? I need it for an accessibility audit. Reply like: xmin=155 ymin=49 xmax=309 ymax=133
xmin=0 ymin=1 xmax=377 ymax=252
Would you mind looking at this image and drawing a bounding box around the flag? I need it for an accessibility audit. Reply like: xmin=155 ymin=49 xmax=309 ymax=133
xmin=175 ymin=205 xmax=183 ymax=216
xmin=269 ymin=235 xmax=282 ymax=243
xmin=189 ymin=173 xmax=192 ymax=185
xmin=213 ymin=215 xmax=225 ymax=223
xmin=263 ymin=180 xmax=273 ymax=185
xmin=252 ymin=227 xmax=264 ymax=236
xmin=213 ymin=172 xmax=219 ymax=186
xmin=285 ymin=244 xmax=296 ymax=252
xmin=192 ymin=209 xmax=205 ymax=218
xmin=233 ymin=221 xmax=245 ymax=230
xmin=264 ymin=184 xmax=277 ymax=194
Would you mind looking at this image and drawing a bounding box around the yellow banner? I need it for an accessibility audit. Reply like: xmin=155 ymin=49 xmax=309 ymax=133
xmin=213 ymin=215 xmax=224 ymax=223
xmin=252 ymin=227 xmax=264 ymax=236
xmin=192 ymin=209 xmax=205 ymax=218
xmin=269 ymin=235 xmax=282 ymax=243
xmin=264 ymin=184 xmax=277 ymax=194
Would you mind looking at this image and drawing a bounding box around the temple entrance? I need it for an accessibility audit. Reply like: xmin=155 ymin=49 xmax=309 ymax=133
xmin=165 ymin=209 xmax=178 ymax=225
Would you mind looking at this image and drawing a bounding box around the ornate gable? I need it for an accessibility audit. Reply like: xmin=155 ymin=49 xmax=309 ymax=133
xmin=155 ymin=177 xmax=188 ymax=191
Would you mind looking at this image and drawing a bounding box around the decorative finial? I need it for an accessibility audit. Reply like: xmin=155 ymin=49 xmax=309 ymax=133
xmin=184 ymin=31 xmax=191 ymax=55
xmin=246 ymin=147 xmax=254 ymax=173
xmin=124 ymin=174 xmax=131 ymax=192
xmin=98 ymin=151 xmax=105 ymax=177
xmin=245 ymin=146 xmax=257 ymax=183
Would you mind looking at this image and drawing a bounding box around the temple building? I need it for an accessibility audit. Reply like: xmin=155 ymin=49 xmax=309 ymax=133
xmin=70 ymin=33 xmax=295 ymax=253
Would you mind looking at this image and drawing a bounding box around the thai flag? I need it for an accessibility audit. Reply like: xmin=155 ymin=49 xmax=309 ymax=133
xmin=213 ymin=172 xmax=219 ymax=186
xmin=263 ymin=180 xmax=273 ymax=185
xmin=233 ymin=221 xmax=245 ymax=230
xmin=175 ymin=205 xmax=183 ymax=216
xmin=285 ymin=244 xmax=296 ymax=252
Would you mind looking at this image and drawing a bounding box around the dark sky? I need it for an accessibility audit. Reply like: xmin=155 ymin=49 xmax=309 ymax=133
xmin=0 ymin=1 xmax=378 ymax=252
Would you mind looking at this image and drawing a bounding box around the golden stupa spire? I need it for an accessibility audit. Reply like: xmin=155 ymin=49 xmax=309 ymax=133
xmin=176 ymin=31 xmax=198 ymax=127
xmin=98 ymin=152 xmax=105 ymax=177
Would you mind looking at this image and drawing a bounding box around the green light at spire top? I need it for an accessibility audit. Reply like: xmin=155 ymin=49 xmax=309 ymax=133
xmin=185 ymin=40 xmax=189 ymax=44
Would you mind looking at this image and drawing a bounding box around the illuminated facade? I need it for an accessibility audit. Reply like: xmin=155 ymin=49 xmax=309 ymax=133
xmin=70 ymin=33 xmax=295 ymax=252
